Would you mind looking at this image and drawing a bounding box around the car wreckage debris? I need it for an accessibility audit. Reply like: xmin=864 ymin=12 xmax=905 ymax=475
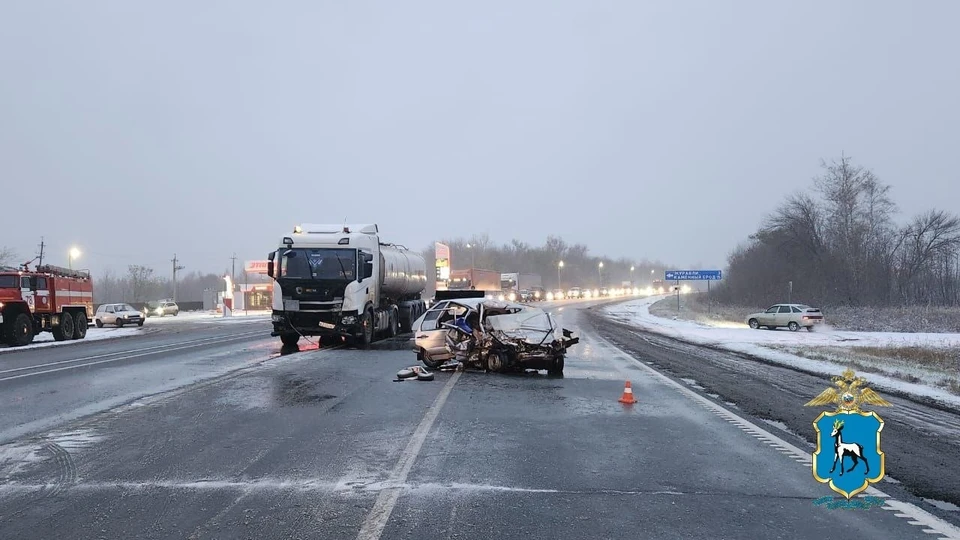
xmin=395 ymin=366 xmax=435 ymax=382
xmin=419 ymin=300 xmax=579 ymax=375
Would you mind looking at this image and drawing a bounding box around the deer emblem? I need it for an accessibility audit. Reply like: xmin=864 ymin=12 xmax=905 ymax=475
xmin=828 ymin=419 xmax=869 ymax=476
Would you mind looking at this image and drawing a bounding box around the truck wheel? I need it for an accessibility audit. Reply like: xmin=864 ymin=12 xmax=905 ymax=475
xmin=387 ymin=309 xmax=399 ymax=338
xmin=53 ymin=311 xmax=74 ymax=341
xmin=73 ymin=312 xmax=88 ymax=339
xmin=7 ymin=314 xmax=35 ymax=346
xmin=360 ymin=309 xmax=374 ymax=347
xmin=280 ymin=333 xmax=299 ymax=346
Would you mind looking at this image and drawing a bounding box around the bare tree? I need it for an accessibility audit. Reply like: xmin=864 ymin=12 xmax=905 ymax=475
xmin=715 ymin=155 xmax=960 ymax=308
xmin=0 ymin=246 xmax=17 ymax=267
xmin=127 ymin=265 xmax=156 ymax=303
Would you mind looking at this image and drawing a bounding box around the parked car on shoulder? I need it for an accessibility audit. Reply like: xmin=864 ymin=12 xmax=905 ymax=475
xmin=746 ymin=303 xmax=824 ymax=331
xmin=144 ymin=300 xmax=180 ymax=317
xmin=95 ymin=303 xmax=144 ymax=328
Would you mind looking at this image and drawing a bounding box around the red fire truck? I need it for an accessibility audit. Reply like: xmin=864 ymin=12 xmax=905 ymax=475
xmin=0 ymin=264 xmax=94 ymax=346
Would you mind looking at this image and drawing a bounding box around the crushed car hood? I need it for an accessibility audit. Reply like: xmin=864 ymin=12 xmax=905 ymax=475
xmin=485 ymin=306 xmax=579 ymax=350
xmin=486 ymin=307 xmax=557 ymax=345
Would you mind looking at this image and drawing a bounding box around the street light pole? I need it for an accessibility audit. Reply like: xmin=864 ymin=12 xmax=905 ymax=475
xmin=598 ymin=261 xmax=604 ymax=288
xmin=68 ymin=247 xmax=81 ymax=270
xmin=558 ymin=260 xmax=564 ymax=291
xmin=630 ymin=265 xmax=635 ymax=287
xmin=466 ymin=243 xmax=475 ymax=268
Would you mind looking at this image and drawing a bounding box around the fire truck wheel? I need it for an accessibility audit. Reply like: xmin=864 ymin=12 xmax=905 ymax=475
xmin=73 ymin=312 xmax=88 ymax=339
xmin=7 ymin=314 xmax=35 ymax=346
xmin=53 ymin=311 xmax=74 ymax=342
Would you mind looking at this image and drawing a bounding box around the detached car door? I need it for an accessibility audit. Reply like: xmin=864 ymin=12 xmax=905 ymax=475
xmin=415 ymin=301 xmax=452 ymax=361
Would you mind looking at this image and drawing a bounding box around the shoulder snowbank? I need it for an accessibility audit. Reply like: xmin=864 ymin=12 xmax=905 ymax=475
xmin=603 ymin=296 xmax=960 ymax=409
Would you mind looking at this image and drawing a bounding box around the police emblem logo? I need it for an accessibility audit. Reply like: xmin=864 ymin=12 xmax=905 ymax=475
xmin=804 ymin=368 xmax=891 ymax=499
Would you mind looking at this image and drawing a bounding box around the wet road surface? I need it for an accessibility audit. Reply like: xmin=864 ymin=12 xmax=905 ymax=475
xmin=586 ymin=306 xmax=960 ymax=518
xmin=0 ymin=302 xmax=957 ymax=539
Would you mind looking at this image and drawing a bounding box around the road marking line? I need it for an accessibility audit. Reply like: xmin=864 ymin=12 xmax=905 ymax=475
xmin=590 ymin=331 xmax=960 ymax=540
xmin=0 ymin=333 xmax=266 ymax=382
xmin=356 ymin=371 xmax=461 ymax=540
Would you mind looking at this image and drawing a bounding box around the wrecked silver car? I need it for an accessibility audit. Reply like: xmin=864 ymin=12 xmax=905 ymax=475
xmin=412 ymin=298 xmax=578 ymax=375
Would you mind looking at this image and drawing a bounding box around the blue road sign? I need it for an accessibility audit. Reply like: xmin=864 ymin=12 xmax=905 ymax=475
xmin=664 ymin=270 xmax=722 ymax=281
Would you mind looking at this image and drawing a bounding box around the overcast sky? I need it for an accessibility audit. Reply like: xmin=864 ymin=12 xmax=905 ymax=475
xmin=2 ymin=1 xmax=958 ymax=277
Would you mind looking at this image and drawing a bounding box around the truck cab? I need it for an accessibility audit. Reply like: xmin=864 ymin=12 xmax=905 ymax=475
xmin=267 ymin=224 xmax=426 ymax=347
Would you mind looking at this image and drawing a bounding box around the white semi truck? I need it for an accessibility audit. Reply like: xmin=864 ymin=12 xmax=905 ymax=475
xmin=266 ymin=223 xmax=428 ymax=347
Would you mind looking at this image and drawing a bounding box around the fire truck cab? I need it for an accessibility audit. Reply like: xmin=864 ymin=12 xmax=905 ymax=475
xmin=0 ymin=264 xmax=94 ymax=347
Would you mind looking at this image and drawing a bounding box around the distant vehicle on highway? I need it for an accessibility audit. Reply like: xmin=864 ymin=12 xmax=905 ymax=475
xmin=746 ymin=304 xmax=824 ymax=331
xmin=144 ymin=300 xmax=179 ymax=318
xmin=95 ymin=303 xmax=144 ymax=328
xmin=568 ymin=287 xmax=582 ymax=299
xmin=599 ymin=287 xmax=609 ymax=297
xmin=546 ymin=289 xmax=565 ymax=301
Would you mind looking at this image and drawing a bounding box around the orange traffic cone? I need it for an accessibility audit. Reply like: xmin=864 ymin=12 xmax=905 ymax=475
xmin=618 ymin=381 xmax=638 ymax=404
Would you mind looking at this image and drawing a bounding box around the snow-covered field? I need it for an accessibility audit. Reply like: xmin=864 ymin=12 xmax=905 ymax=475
xmin=0 ymin=327 xmax=144 ymax=354
xmin=604 ymin=295 xmax=960 ymax=408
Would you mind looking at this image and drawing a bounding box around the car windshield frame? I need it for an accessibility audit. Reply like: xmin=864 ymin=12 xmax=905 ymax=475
xmin=280 ymin=248 xmax=357 ymax=281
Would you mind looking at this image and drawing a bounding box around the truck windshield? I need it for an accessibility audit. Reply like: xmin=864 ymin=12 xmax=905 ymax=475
xmin=281 ymin=248 xmax=356 ymax=280
xmin=0 ymin=276 xmax=18 ymax=288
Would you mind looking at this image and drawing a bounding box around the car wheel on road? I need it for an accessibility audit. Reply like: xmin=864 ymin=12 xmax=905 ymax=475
xmin=805 ymin=326 xmax=814 ymax=332
xmin=73 ymin=312 xmax=88 ymax=339
xmin=748 ymin=318 xmax=760 ymax=329
xmin=138 ymin=320 xmax=144 ymax=327
xmin=116 ymin=319 xmax=124 ymax=328
xmin=788 ymin=321 xmax=800 ymax=332
xmin=280 ymin=333 xmax=299 ymax=346
xmin=7 ymin=313 xmax=34 ymax=346
xmin=548 ymin=354 xmax=564 ymax=376
xmin=421 ymin=352 xmax=445 ymax=370
xmin=173 ymin=311 xmax=178 ymax=316
xmin=95 ymin=319 xmax=104 ymax=328
xmin=486 ymin=350 xmax=506 ymax=373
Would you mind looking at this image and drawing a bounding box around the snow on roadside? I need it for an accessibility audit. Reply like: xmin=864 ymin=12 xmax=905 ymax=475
xmin=0 ymin=327 xmax=143 ymax=355
xmin=604 ymin=295 xmax=960 ymax=410
xmin=145 ymin=311 xmax=271 ymax=324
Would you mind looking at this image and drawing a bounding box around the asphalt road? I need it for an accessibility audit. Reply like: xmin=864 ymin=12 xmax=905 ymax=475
xmin=585 ymin=306 xmax=960 ymax=513
xmin=0 ymin=301 xmax=957 ymax=539
xmin=0 ymin=315 xmax=273 ymax=443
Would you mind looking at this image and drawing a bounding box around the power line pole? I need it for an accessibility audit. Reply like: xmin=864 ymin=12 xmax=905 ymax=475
xmin=37 ymin=237 xmax=45 ymax=267
xmin=172 ymin=254 xmax=185 ymax=303
xmin=230 ymin=253 xmax=237 ymax=290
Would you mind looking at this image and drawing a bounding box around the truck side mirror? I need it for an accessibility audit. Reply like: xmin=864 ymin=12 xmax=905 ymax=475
xmin=266 ymin=251 xmax=275 ymax=278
